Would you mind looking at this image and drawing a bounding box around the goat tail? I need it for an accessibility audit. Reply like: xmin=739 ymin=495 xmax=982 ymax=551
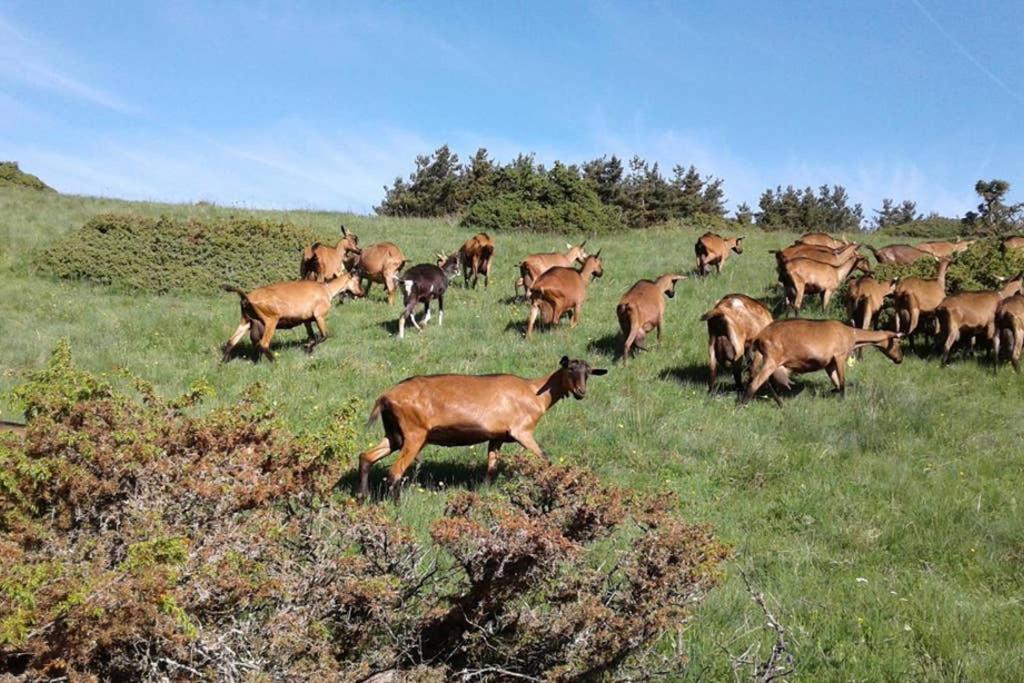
xmin=366 ymin=398 xmax=384 ymax=427
xmin=616 ymin=302 xmax=635 ymax=335
xmin=221 ymin=284 xmax=249 ymax=301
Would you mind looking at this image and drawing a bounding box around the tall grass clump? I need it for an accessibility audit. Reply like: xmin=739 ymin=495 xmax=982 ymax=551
xmin=34 ymin=213 xmax=321 ymax=294
xmin=0 ymin=343 xmax=726 ymax=681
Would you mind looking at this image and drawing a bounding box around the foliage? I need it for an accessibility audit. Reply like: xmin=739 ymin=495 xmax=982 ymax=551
xmin=874 ymin=212 xmax=964 ymax=238
xmin=0 ymin=344 xmax=726 ymax=681
xmin=962 ymin=179 xmax=1023 ymax=236
xmin=34 ymin=212 xmax=320 ymax=294
xmin=377 ymin=146 xmax=726 ymax=231
xmin=756 ymin=184 xmax=864 ymax=233
xmin=0 ymin=162 xmax=53 ymax=193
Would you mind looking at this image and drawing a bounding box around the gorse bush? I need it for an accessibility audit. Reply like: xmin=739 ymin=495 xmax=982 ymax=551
xmin=0 ymin=344 xmax=726 ymax=681
xmin=0 ymin=162 xmax=54 ymax=192
xmin=875 ymin=213 xmax=964 ymax=239
xmin=34 ymin=213 xmax=320 ymax=294
xmin=872 ymin=238 xmax=1024 ymax=293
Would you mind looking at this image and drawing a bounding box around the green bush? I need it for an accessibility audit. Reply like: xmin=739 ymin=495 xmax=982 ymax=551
xmin=875 ymin=214 xmax=964 ymax=239
xmin=34 ymin=213 xmax=320 ymax=294
xmin=870 ymin=238 xmax=1024 ymax=292
xmin=0 ymin=162 xmax=53 ymax=192
xmin=0 ymin=344 xmax=727 ymax=680
xmin=463 ymin=189 xmax=624 ymax=234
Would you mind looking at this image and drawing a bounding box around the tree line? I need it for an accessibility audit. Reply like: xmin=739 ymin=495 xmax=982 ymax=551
xmin=376 ymin=146 xmax=1022 ymax=236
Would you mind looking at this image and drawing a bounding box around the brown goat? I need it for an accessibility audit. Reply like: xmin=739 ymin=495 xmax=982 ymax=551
xmin=701 ymin=294 xmax=773 ymax=393
xmin=993 ymin=293 xmax=1024 ymax=371
xmin=299 ymin=225 xmax=361 ymax=283
xmin=616 ymin=273 xmax=687 ymax=362
xmin=525 ymin=254 xmax=603 ymax=339
xmin=222 ymin=273 xmax=364 ymax=362
xmin=1002 ymin=236 xmax=1024 ymax=252
xmin=695 ymin=232 xmax=744 ymax=276
xmin=796 ymin=232 xmax=849 ymax=249
xmin=357 ymin=356 xmax=607 ymax=500
xmin=773 ymin=243 xmax=860 ymax=271
xmin=516 ymin=241 xmax=589 ymax=298
xmin=778 ymin=253 xmax=871 ymax=313
xmin=892 ymin=258 xmax=951 ymax=341
xmin=456 ymin=232 xmax=495 ymax=288
xmin=346 ymin=241 xmax=407 ymax=305
xmin=866 ymin=244 xmax=937 ymax=265
xmin=845 ymin=276 xmax=895 ymax=329
xmin=916 ymin=239 xmax=974 ymax=260
xmin=935 ymin=274 xmax=1024 ymax=366
xmin=742 ymin=319 xmax=903 ymax=406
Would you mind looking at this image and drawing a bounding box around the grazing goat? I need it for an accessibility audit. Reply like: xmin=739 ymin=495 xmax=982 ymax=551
xmin=441 ymin=232 xmax=495 ymax=288
xmin=701 ymin=294 xmax=774 ymax=393
xmin=616 ymin=273 xmax=687 ymax=362
xmin=695 ymin=232 xmax=744 ymax=276
xmin=916 ymin=239 xmax=974 ymax=260
xmin=299 ymin=225 xmax=361 ymax=283
xmin=357 ymin=356 xmax=608 ymax=500
xmin=846 ymin=276 xmax=895 ymax=330
xmin=772 ymin=242 xmax=859 ymax=268
xmin=346 ymin=241 xmax=407 ymax=305
xmin=866 ymin=244 xmax=937 ymax=265
xmin=525 ymin=254 xmax=603 ymax=339
xmin=778 ymin=253 xmax=870 ymax=314
xmin=892 ymin=258 xmax=951 ymax=342
xmin=516 ymin=241 xmax=589 ymax=298
xmin=1002 ymin=236 xmax=1024 ymax=252
xmin=742 ymin=319 xmax=903 ymax=406
xmin=935 ymin=274 xmax=1024 ymax=366
xmin=993 ymin=293 xmax=1024 ymax=371
xmin=796 ymin=232 xmax=849 ymax=249
xmin=221 ymin=273 xmax=364 ymax=362
xmin=395 ymin=259 xmax=461 ymax=339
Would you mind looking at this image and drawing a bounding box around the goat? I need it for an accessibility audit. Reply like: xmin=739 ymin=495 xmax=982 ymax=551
xmin=916 ymin=238 xmax=974 ymax=260
xmin=742 ymin=319 xmax=903 ymax=406
xmin=221 ymin=273 xmax=364 ymax=362
xmin=892 ymin=258 xmax=951 ymax=343
xmin=993 ymin=293 xmax=1024 ymax=371
xmin=701 ymin=294 xmax=773 ymax=393
xmin=845 ymin=276 xmax=895 ymax=330
xmin=935 ymin=274 xmax=1024 ymax=366
xmin=616 ymin=273 xmax=687 ymax=362
xmin=516 ymin=241 xmax=589 ymax=298
xmin=440 ymin=232 xmax=495 ymax=288
xmin=778 ymin=253 xmax=871 ymax=314
xmin=1002 ymin=236 xmax=1024 ymax=252
xmin=694 ymin=232 xmax=744 ymax=276
xmin=299 ymin=225 xmax=361 ymax=283
xmin=395 ymin=258 xmax=461 ymax=338
xmin=772 ymin=243 xmax=860 ymax=273
xmin=866 ymin=244 xmax=937 ymax=265
xmin=796 ymin=232 xmax=849 ymax=249
xmin=525 ymin=254 xmax=603 ymax=339
xmin=345 ymin=241 xmax=407 ymax=305
xmin=357 ymin=356 xmax=607 ymax=500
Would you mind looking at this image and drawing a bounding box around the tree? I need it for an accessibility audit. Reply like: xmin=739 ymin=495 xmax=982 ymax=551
xmin=873 ymin=198 xmax=920 ymax=230
xmin=734 ymin=202 xmax=753 ymax=225
xmin=963 ymin=179 xmax=1022 ymax=235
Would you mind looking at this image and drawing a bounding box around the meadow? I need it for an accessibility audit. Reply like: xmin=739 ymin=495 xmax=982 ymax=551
xmin=1 ymin=184 xmax=1022 ymax=680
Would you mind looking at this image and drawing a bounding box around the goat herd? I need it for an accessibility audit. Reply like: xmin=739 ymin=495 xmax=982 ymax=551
xmin=220 ymin=226 xmax=1024 ymax=499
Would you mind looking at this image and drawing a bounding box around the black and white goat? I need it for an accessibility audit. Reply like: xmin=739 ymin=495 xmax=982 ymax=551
xmin=395 ymin=255 xmax=461 ymax=338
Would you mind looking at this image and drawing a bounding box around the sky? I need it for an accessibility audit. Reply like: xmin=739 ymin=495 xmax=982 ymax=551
xmin=2 ymin=1 xmax=1022 ymax=217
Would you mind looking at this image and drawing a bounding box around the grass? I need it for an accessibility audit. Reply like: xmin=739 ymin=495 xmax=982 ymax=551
xmin=1 ymin=185 xmax=1022 ymax=679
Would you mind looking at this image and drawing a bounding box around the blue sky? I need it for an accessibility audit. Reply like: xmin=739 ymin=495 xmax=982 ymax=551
xmin=2 ymin=1 xmax=1022 ymax=217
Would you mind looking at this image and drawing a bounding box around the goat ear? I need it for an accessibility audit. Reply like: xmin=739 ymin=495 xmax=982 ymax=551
xmin=566 ymin=242 xmax=573 ymax=249
xmin=559 ymin=356 xmax=570 ymax=368
xmin=340 ymin=225 xmax=347 ymax=236
xmin=590 ymin=368 xmax=608 ymax=376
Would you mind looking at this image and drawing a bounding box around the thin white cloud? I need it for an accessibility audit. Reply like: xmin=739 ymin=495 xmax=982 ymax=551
xmin=0 ymin=12 xmax=139 ymax=114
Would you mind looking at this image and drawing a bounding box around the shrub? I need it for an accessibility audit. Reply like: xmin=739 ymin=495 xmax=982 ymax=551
xmin=0 ymin=344 xmax=727 ymax=681
xmin=0 ymin=162 xmax=54 ymax=192
xmin=875 ymin=214 xmax=964 ymax=239
xmin=871 ymin=239 xmax=1024 ymax=293
xmin=34 ymin=213 xmax=321 ymax=294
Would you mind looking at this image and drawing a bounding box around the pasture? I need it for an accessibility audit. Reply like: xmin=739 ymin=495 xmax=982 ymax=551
xmin=1 ymin=185 xmax=1022 ymax=680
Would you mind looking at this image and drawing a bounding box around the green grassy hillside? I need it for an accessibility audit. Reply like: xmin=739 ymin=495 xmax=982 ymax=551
xmin=1 ymin=185 xmax=1021 ymax=679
